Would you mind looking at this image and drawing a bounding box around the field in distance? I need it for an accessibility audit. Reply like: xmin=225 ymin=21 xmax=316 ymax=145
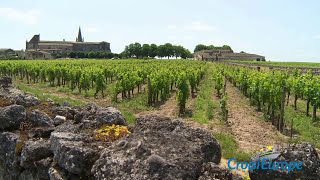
xmin=226 ymin=60 xmax=320 ymax=68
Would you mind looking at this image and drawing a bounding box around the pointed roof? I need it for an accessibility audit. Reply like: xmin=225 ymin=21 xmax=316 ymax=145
xmin=77 ymin=27 xmax=83 ymax=42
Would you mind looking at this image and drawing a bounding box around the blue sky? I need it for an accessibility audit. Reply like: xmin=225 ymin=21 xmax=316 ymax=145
xmin=1 ymin=0 xmax=320 ymax=62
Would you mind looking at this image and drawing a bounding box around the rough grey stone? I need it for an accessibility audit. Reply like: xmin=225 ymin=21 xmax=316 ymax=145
xmin=31 ymin=127 xmax=55 ymax=138
xmin=34 ymin=157 xmax=53 ymax=180
xmin=18 ymin=169 xmax=37 ymax=180
xmin=62 ymin=100 xmax=71 ymax=107
xmin=199 ymin=162 xmax=244 ymax=180
xmin=0 ymin=132 xmax=24 ymax=179
xmin=91 ymin=115 xmax=221 ymax=180
xmin=95 ymin=107 xmax=127 ymax=126
xmin=50 ymin=132 xmax=99 ymax=176
xmin=53 ymin=115 xmax=66 ymax=126
xmin=20 ymin=139 xmax=52 ymax=168
xmin=27 ymin=110 xmax=54 ymax=127
xmin=54 ymin=121 xmax=82 ymax=133
xmin=6 ymin=88 xmax=40 ymax=107
xmin=0 ymin=105 xmax=26 ymax=130
xmin=48 ymin=165 xmax=68 ymax=180
xmin=0 ymin=76 xmax=12 ymax=88
xmin=52 ymin=106 xmax=74 ymax=120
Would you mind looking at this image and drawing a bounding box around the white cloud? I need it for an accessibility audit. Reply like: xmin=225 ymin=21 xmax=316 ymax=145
xmin=0 ymin=8 xmax=40 ymax=25
xmin=314 ymin=34 xmax=320 ymax=39
xmin=185 ymin=22 xmax=215 ymax=31
xmin=83 ymin=27 xmax=100 ymax=33
xmin=168 ymin=36 xmax=177 ymax=39
xmin=183 ymin=36 xmax=193 ymax=40
xmin=167 ymin=25 xmax=177 ymax=30
xmin=200 ymin=39 xmax=229 ymax=46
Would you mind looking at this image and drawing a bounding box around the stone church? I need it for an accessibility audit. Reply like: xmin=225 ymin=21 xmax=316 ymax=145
xmin=25 ymin=27 xmax=111 ymax=59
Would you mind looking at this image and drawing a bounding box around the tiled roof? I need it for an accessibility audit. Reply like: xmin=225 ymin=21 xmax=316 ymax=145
xmin=38 ymin=42 xmax=73 ymax=47
xmin=0 ymin=48 xmax=13 ymax=52
xmin=223 ymin=53 xmax=264 ymax=58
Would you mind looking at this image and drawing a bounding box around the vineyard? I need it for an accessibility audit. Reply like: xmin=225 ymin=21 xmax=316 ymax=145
xmin=226 ymin=60 xmax=320 ymax=68
xmin=217 ymin=63 xmax=320 ymax=122
xmin=1 ymin=59 xmax=320 ymax=159
xmin=0 ymin=59 xmax=206 ymax=114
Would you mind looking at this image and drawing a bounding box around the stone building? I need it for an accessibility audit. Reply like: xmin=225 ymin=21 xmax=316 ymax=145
xmin=25 ymin=27 xmax=111 ymax=59
xmin=0 ymin=48 xmax=15 ymax=59
xmin=194 ymin=49 xmax=265 ymax=61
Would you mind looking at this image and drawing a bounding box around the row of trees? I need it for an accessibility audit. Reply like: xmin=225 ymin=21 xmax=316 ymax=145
xmin=121 ymin=43 xmax=193 ymax=59
xmin=194 ymin=44 xmax=233 ymax=53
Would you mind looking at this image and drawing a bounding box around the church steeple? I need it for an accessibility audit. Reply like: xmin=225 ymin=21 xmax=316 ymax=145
xmin=76 ymin=26 xmax=84 ymax=42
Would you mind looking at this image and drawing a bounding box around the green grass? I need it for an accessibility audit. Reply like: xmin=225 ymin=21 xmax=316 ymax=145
xmin=284 ymin=105 xmax=320 ymax=148
xmin=192 ymin=65 xmax=220 ymax=123
xmin=226 ymin=60 xmax=320 ymax=68
xmin=115 ymin=92 xmax=153 ymax=112
xmin=120 ymin=110 xmax=136 ymax=125
xmin=215 ymin=133 xmax=253 ymax=162
xmin=18 ymin=85 xmax=86 ymax=106
xmin=112 ymin=90 xmax=153 ymax=125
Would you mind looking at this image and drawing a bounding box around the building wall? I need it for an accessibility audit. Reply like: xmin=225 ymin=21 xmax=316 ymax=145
xmin=224 ymin=56 xmax=265 ymax=61
xmin=73 ymin=42 xmax=111 ymax=53
xmin=38 ymin=44 xmax=73 ymax=54
xmin=0 ymin=49 xmax=15 ymax=56
xmin=26 ymin=35 xmax=39 ymax=49
xmin=25 ymin=51 xmax=54 ymax=60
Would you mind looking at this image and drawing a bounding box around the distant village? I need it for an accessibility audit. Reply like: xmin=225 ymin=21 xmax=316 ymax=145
xmin=0 ymin=27 xmax=265 ymax=61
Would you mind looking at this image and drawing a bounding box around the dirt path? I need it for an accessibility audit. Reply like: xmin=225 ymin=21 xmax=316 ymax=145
xmin=225 ymin=81 xmax=287 ymax=152
xmin=135 ymin=92 xmax=179 ymax=118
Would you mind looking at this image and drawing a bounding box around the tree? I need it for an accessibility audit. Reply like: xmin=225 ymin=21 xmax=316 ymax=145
xmin=183 ymin=49 xmax=193 ymax=59
xmin=194 ymin=44 xmax=233 ymax=53
xmin=194 ymin=44 xmax=208 ymax=52
xmin=240 ymin=51 xmax=246 ymax=53
xmin=163 ymin=43 xmax=174 ymax=59
xmin=149 ymin=44 xmax=158 ymax=58
xmin=68 ymin=52 xmax=76 ymax=58
xmin=130 ymin=42 xmax=142 ymax=59
xmin=141 ymin=44 xmax=150 ymax=58
xmin=121 ymin=45 xmax=131 ymax=58
xmin=207 ymin=45 xmax=215 ymax=50
xmin=106 ymin=52 xmax=114 ymax=59
xmin=157 ymin=45 xmax=166 ymax=59
xmin=88 ymin=51 xmax=96 ymax=58
xmin=222 ymin=45 xmax=233 ymax=52
xmin=173 ymin=45 xmax=184 ymax=59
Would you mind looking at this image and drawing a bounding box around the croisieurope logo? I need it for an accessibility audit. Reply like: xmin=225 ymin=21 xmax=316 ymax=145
xmin=228 ymin=146 xmax=303 ymax=172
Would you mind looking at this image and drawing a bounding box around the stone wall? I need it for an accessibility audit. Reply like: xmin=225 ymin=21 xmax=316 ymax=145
xmin=223 ymin=56 xmax=266 ymax=61
xmin=73 ymin=42 xmax=111 ymax=53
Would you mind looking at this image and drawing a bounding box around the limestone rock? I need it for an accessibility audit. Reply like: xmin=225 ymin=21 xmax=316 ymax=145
xmin=53 ymin=115 xmax=66 ymax=126
xmin=27 ymin=110 xmax=54 ymax=127
xmin=91 ymin=115 xmax=221 ymax=179
xmin=62 ymin=100 xmax=71 ymax=107
xmin=95 ymin=107 xmax=127 ymax=126
xmin=0 ymin=132 xmax=24 ymax=179
xmin=35 ymin=157 xmax=53 ymax=179
xmin=20 ymin=139 xmax=52 ymax=168
xmin=0 ymin=105 xmax=26 ymax=130
xmin=0 ymin=76 xmax=12 ymax=87
xmin=199 ymin=162 xmax=244 ymax=180
xmin=50 ymin=132 xmax=99 ymax=176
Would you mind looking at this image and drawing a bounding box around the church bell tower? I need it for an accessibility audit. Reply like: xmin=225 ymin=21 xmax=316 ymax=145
xmin=76 ymin=27 xmax=84 ymax=42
